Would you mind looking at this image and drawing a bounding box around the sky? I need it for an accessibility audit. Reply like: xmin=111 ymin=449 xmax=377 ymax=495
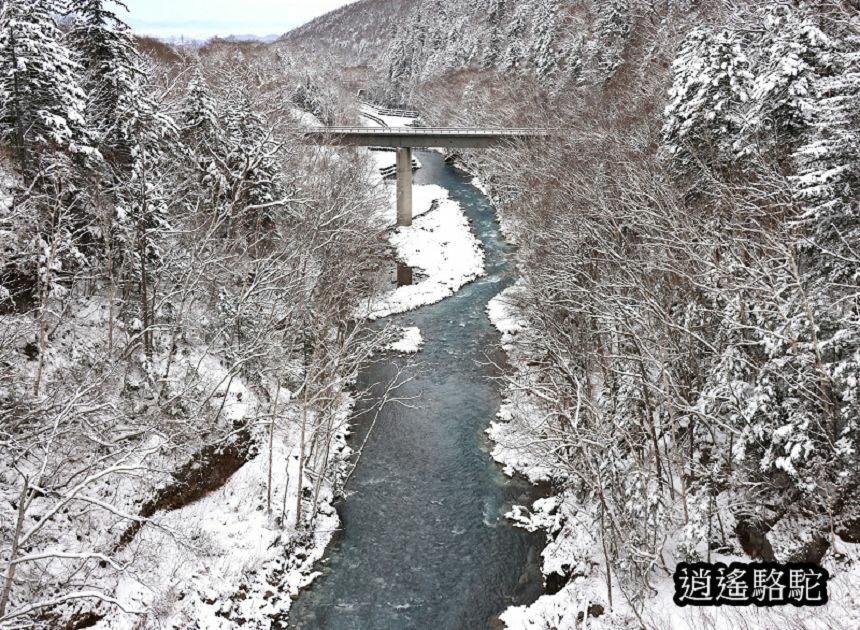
xmin=113 ymin=0 xmax=357 ymax=40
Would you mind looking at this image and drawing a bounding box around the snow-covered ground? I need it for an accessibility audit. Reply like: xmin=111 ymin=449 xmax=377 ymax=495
xmin=1 ymin=292 xmax=353 ymax=628
xmin=0 ymin=285 xmax=354 ymax=628
xmin=360 ymin=103 xmax=417 ymax=129
xmin=362 ymin=192 xmax=485 ymax=320
xmin=290 ymin=106 xmax=322 ymax=128
xmin=80 ymin=360 xmax=352 ymax=628
xmin=103 ymin=393 xmax=351 ymax=628
xmin=486 ymin=284 xmax=860 ymax=630
xmin=486 ymin=283 xmax=559 ymax=482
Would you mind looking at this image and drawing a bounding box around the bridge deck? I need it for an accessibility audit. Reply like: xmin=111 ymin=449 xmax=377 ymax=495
xmin=303 ymin=127 xmax=550 ymax=148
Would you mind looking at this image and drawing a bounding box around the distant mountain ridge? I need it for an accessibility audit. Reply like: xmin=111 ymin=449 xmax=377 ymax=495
xmin=280 ymin=0 xmax=418 ymax=64
xmin=156 ymin=33 xmax=281 ymax=45
xmin=223 ymin=34 xmax=281 ymax=43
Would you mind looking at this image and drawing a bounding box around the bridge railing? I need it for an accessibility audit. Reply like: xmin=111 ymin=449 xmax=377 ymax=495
xmin=305 ymin=127 xmax=552 ymax=136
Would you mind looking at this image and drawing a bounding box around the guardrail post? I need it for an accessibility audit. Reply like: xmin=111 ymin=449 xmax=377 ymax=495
xmin=396 ymin=147 xmax=412 ymax=227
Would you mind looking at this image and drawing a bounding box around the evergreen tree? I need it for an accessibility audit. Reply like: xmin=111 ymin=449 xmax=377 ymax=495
xmin=221 ymin=88 xmax=283 ymax=229
xmin=663 ymin=28 xmax=754 ymax=177
xmin=591 ymin=0 xmax=631 ymax=79
xmin=66 ymin=0 xmax=141 ymax=163
xmin=482 ymin=0 xmax=506 ymax=69
xmin=181 ymin=69 xmax=220 ymax=142
xmin=792 ymin=46 xmax=860 ymax=250
xmin=501 ymin=5 xmax=526 ymax=71
xmin=0 ymin=0 xmax=91 ymax=178
xmin=744 ymin=7 xmax=833 ymax=160
xmin=178 ymin=68 xmax=228 ymax=215
xmin=531 ymin=0 xmax=560 ymax=78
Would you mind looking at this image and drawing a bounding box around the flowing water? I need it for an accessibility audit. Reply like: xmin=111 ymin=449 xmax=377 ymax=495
xmin=288 ymin=151 xmax=546 ymax=629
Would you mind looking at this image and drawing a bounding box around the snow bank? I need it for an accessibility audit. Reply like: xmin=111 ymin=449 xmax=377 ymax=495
xmin=89 ymin=370 xmax=353 ymax=629
xmin=361 ymin=194 xmax=485 ymax=320
xmin=377 ymin=182 xmax=443 ymax=224
xmin=486 ymin=284 xmax=528 ymax=343
xmin=387 ymin=326 xmax=424 ymax=354
xmin=355 ymin=103 xmax=487 ymax=320
xmin=290 ymin=105 xmax=322 ymax=128
xmin=470 ymin=176 xmax=489 ymax=196
xmin=501 ymin=539 xmax=860 ymax=630
xmin=486 ymin=283 xmax=558 ymax=482
xmin=97 ymin=406 xmax=350 ymax=628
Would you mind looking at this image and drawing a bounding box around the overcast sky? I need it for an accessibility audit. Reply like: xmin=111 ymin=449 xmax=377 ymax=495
xmin=114 ymin=0 xmax=357 ymax=40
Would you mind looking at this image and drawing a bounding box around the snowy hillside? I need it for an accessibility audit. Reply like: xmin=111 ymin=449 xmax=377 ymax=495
xmin=0 ymin=1 xmax=394 ymax=626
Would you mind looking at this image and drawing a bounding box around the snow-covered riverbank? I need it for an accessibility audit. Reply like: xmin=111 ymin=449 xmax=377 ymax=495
xmin=107 ymin=395 xmax=351 ymax=628
xmin=486 ymin=285 xmax=860 ymax=630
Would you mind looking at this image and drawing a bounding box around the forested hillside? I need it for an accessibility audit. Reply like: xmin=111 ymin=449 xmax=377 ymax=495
xmin=0 ymin=1 xmax=393 ymax=626
xmin=286 ymin=0 xmax=860 ymax=627
xmin=280 ymin=0 xmax=417 ymax=67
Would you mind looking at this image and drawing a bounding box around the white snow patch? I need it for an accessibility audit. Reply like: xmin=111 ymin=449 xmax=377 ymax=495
xmin=388 ymin=326 xmax=424 ymax=354
xmin=470 ymin=176 xmax=489 ymax=196
xmin=97 ymin=394 xmax=352 ymax=629
xmin=487 ymin=283 xmax=529 ymax=345
xmin=361 ymin=194 xmax=485 ymax=320
xmin=376 ymin=182 xmax=443 ymax=224
xmin=290 ymin=106 xmax=322 ymax=128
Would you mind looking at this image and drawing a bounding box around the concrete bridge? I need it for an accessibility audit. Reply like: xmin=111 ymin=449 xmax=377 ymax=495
xmin=304 ymin=127 xmax=549 ymax=226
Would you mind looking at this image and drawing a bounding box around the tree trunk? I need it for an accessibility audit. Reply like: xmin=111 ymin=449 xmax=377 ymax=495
xmin=295 ymin=383 xmax=308 ymax=529
xmin=34 ymin=227 xmax=58 ymax=397
xmin=137 ymin=146 xmax=153 ymax=360
xmin=267 ymin=381 xmax=280 ymax=514
xmin=0 ymin=478 xmax=29 ymax=619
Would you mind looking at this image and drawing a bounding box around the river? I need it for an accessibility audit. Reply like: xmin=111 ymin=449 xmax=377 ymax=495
xmin=288 ymin=150 xmax=545 ymax=629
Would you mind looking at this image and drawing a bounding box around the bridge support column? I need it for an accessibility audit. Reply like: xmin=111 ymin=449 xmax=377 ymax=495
xmin=396 ymin=147 xmax=412 ymax=227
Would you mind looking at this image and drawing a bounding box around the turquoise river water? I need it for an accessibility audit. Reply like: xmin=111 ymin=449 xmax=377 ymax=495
xmin=288 ymin=151 xmax=546 ymax=629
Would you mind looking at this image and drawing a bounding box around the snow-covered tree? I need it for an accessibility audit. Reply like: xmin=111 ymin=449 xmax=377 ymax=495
xmin=590 ymin=0 xmax=630 ymax=79
xmin=67 ymin=0 xmax=140 ymax=163
xmin=0 ymin=0 xmax=90 ymax=178
xmin=181 ymin=68 xmax=220 ymax=142
xmin=291 ymin=75 xmax=334 ymax=125
xmin=481 ymin=0 xmax=507 ymax=69
xmin=792 ymin=47 xmax=860 ymax=250
xmin=531 ymin=0 xmax=560 ymax=77
xmin=743 ymin=8 xmax=834 ymax=160
xmin=226 ymin=100 xmax=279 ymax=204
xmin=663 ymin=28 xmax=754 ymax=175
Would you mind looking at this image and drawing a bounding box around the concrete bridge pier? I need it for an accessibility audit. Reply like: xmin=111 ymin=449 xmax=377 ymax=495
xmin=396 ymin=147 xmax=413 ymax=227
